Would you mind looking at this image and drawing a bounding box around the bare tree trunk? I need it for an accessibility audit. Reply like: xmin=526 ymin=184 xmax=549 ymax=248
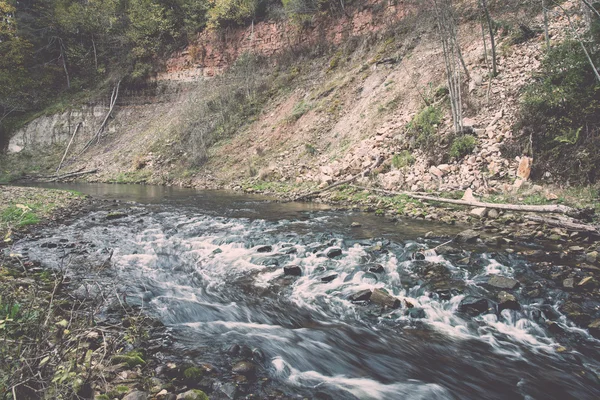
xmin=59 ymin=38 xmax=70 ymax=89
xmin=432 ymin=0 xmax=464 ymax=133
xmin=79 ymin=80 xmax=121 ymax=154
xmin=354 ymin=186 xmax=579 ymax=214
xmin=56 ymin=122 xmax=82 ymax=174
xmin=480 ymin=0 xmax=497 ymax=76
xmin=91 ymin=34 xmax=98 ymax=71
xmin=543 ymin=0 xmax=551 ymax=50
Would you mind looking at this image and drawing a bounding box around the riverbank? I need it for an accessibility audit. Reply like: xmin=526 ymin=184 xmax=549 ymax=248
xmin=0 ymin=187 xmax=212 ymax=400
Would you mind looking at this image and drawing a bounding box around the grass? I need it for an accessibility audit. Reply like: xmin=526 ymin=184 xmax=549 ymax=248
xmin=391 ymin=151 xmax=415 ymax=169
xmin=0 ymin=187 xmax=85 ymax=237
xmin=109 ymin=170 xmax=153 ymax=184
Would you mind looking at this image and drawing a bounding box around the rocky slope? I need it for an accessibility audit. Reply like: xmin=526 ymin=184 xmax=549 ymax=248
xmin=3 ymin=1 xmax=586 ymax=200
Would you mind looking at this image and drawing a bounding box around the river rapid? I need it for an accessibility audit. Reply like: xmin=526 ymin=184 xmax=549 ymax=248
xmin=11 ymin=183 xmax=600 ymax=399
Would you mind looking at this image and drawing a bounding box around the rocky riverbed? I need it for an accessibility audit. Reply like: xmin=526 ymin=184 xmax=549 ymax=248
xmin=2 ymin=184 xmax=600 ymax=399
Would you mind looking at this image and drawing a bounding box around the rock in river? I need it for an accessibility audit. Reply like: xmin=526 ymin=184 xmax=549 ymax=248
xmin=349 ymin=289 xmax=372 ymax=302
xmin=370 ymin=289 xmax=401 ymax=309
xmin=232 ymin=361 xmax=256 ymax=376
xmin=326 ymin=247 xmax=343 ymax=258
xmin=283 ymin=265 xmax=302 ymax=276
xmin=483 ymin=275 xmax=519 ymax=290
xmin=455 ymin=229 xmax=480 ymax=243
xmin=458 ymin=296 xmax=495 ymax=316
xmin=588 ymin=319 xmax=600 ymax=339
xmin=321 ymin=273 xmax=338 ymax=282
xmin=256 ymin=245 xmax=273 ymax=253
xmin=497 ymin=291 xmax=520 ymax=312
xmin=405 ymin=307 xmax=426 ymax=319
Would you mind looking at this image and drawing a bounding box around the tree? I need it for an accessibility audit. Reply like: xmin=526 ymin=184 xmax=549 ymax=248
xmin=431 ymin=0 xmax=464 ymax=133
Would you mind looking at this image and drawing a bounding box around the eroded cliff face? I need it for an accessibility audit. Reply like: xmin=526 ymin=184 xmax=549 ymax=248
xmin=161 ymin=0 xmax=409 ymax=80
xmin=9 ymin=106 xmax=112 ymax=154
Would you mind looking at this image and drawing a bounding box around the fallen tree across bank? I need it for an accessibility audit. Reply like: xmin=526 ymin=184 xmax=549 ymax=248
xmin=350 ymin=186 xmax=582 ymax=215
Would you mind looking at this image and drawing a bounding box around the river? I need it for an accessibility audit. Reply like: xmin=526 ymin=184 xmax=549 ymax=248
xmin=11 ymin=183 xmax=600 ymax=399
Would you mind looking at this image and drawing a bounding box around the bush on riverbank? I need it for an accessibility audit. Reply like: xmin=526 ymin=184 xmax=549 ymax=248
xmin=513 ymin=38 xmax=600 ymax=184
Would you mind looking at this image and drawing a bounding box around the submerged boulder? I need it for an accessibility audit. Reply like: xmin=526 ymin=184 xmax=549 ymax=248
xmin=283 ymin=265 xmax=302 ymax=276
xmin=348 ymin=289 xmax=372 ymax=302
xmin=458 ymin=296 xmax=495 ymax=316
xmin=326 ymin=247 xmax=343 ymax=258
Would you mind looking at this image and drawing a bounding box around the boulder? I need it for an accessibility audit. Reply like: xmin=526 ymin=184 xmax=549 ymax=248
xmin=588 ymin=319 xmax=600 ymax=339
xmin=470 ymin=207 xmax=488 ymax=218
xmin=256 ymin=245 xmax=272 ymax=253
xmin=429 ymin=165 xmax=444 ymax=178
xmin=405 ymin=307 xmax=426 ymax=319
xmin=231 ymin=361 xmax=256 ymax=376
xmin=497 ymin=291 xmax=520 ymax=312
xmin=176 ymin=390 xmax=208 ymax=400
xmin=369 ymin=289 xmax=401 ymax=309
xmin=458 ymin=296 xmax=494 ymax=316
xmin=348 ymin=289 xmax=372 ymax=302
xmin=484 ymin=275 xmax=519 ymax=290
xmin=455 ymin=229 xmax=480 ymax=243
xmin=487 ymin=209 xmax=500 ymax=219
xmin=586 ymin=251 xmax=598 ymax=264
xmin=321 ymin=273 xmax=338 ymax=283
xmin=462 ymin=188 xmax=477 ymax=202
xmin=283 ymin=265 xmax=302 ymax=276
xmin=364 ymin=263 xmax=384 ymax=273
xmin=326 ymin=247 xmax=343 ymax=258
xmin=517 ymin=156 xmax=532 ymax=180
xmin=123 ymin=392 xmax=149 ymax=400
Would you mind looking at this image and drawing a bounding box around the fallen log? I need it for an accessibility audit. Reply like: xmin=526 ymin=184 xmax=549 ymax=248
xmin=48 ymin=169 xmax=98 ymax=182
xmin=56 ymin=122 xmax=82 ymax=174
xmin=79 ymin=79 xmax=121 ymax=155
xmin=524 ymin=215 xmax=599 ymax=234
xmin=294 ymin=156 xmax=383 ymax=202
xmin=352 ymin=186 xmax=579 ymax=215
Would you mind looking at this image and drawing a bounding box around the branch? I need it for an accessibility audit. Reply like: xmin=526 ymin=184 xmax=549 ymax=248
xmin=294 ymin=156 xmax=383 ymax=201
xmin=524 ymin=215 xmax=599 ymax=234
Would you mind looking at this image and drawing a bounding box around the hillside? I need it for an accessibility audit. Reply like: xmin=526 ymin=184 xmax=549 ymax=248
xmin=2 ymin=0 xmax=600 ymax=208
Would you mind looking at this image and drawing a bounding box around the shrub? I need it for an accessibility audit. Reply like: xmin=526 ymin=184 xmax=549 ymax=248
xmin=515 ymin=39 xmax=600 ymax=183
xmin=391 ymin=150 xmax=415 ymax=169
xmin=407 ymin=105 xmax=442 ymax=150
xmin=449 ymin=135 xmax=476 ymax=159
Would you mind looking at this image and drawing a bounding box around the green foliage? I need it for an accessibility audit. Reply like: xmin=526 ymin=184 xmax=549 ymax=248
xmin=516 ymin=40 xmax=600 ymax=183
xmin=304 ymin=143 xmax=317 ymax=156
xmin=185 ymin=390 xmax=209 ymax=400
xmin=391 ymin=150 xmax=415 ymax=169
xmin=1 ymin=204 xmax=41 ymax=227
xmin=449 ymin=135 xmax=476 ymax=159
xmin=287 ymin=100 xmax=312 ymax=122
xmin=183 ymin=366 xmax=204 ymax=381
xmin=407 ymin=105 xmax=442 ymax=149
xmin=112 ymin=350 xmax=146 ymax=367
xmin=207 ymin=0 xmax=259 ymax=29
xmin=282 ymin=0 xmax=348 ymax=23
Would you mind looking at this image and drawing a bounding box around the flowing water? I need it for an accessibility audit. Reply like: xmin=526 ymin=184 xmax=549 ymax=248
xmin=11 ymin=183 xmax=600 ymax=399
